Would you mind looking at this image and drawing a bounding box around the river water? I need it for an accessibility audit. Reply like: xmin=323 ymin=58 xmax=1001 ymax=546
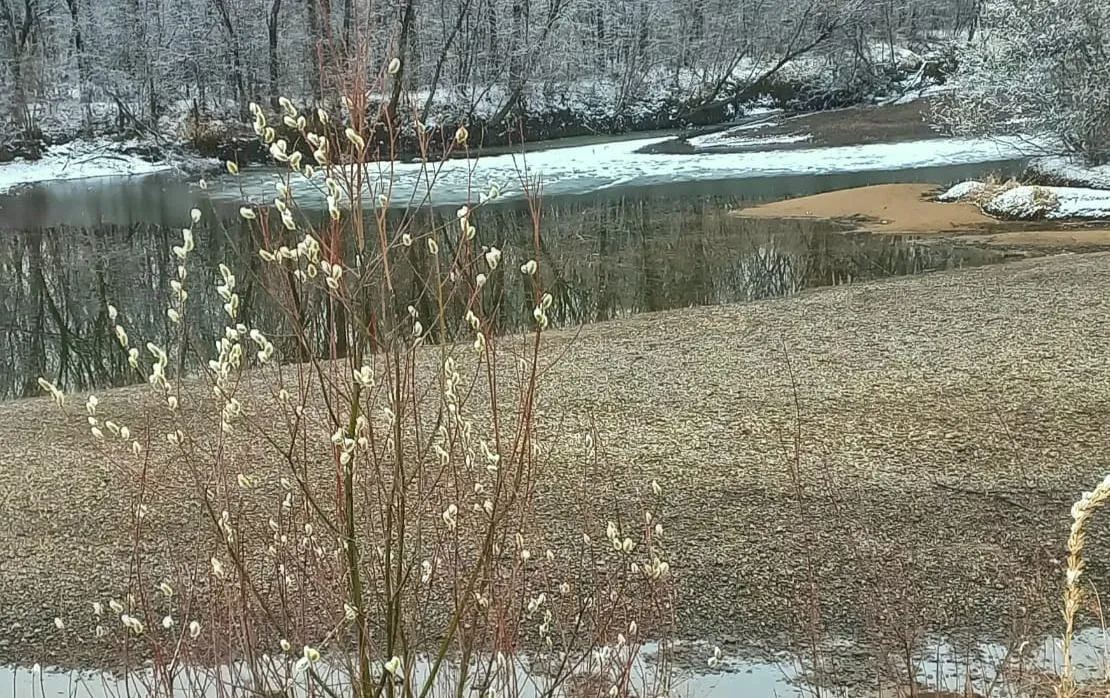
xmin=0 ymin=148 xmax=1029 ymax=400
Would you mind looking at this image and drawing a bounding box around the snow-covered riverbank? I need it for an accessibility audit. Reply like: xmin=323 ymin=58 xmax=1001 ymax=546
xmin=1028 ymin=156 xmax=1110 ymax=189
xmin=0 ymin=140 xmax=219 ymax=195
xmin=0 ymin=91 xmax=1005 ymax=200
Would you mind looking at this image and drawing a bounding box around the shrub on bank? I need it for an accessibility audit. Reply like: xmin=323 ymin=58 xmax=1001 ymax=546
xmin=32 ymin=50 xmax=678 ymax=697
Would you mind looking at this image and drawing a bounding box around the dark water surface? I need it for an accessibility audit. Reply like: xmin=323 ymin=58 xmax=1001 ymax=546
xmin=0 ymin=159 xmax=1028 ymax=400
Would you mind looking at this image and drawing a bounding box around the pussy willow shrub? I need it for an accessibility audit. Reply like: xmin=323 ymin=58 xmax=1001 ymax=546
xmin=37 ymin=80 xmax=676 ymax=698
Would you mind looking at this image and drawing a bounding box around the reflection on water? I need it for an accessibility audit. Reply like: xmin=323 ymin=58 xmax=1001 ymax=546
xmin=0 ymin=640 xmax=791 ymax=698
xmin=0 ymin=191 xmax=1014 ymax=400
xmin=1 ymin=629 xmax=1106 ymax=697
xmin=0 ymin=649 xmax=779 ymax=698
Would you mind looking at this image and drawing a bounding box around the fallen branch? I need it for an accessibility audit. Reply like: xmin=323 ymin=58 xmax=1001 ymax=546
xmin=932 ymin=480 xmax=1035 ymax=513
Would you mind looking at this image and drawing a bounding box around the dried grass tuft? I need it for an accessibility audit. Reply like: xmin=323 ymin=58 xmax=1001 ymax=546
xmin=1057 ymin=474 xmax=1110 ymax=698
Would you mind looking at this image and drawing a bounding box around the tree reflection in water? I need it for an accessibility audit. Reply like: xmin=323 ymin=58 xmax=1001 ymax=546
xmin=0 ymin=194 xmax=1007 ymax=399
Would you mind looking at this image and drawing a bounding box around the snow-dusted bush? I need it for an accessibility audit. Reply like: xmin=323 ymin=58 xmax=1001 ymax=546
xmin=934 ymin=0 xmax=1110 ymax=163
xmin=936 ymin=180 xmax=1110 ymax=219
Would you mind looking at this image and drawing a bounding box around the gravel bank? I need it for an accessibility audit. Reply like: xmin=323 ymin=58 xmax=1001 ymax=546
xmin=3 ymin=253 xmax=1110 ymax=675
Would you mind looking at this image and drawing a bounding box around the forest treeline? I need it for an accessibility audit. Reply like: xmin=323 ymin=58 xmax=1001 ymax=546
xmin=0 ymin=0 xmax=980 ymax=152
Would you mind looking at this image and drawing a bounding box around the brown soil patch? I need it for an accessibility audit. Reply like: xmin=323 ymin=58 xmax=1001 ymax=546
xmin=733 ymin=183 xmax=994 ymax=233
xmin=643 ymin=99 xmax=946 ymax=154
xmin=4 ymin=254 xmax=1110 ymax=681
xmin=753 ymin=99 xmax=942 ymax=149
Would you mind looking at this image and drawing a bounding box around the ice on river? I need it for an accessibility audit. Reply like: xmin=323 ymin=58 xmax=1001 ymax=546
xmin=1 ymin=133 xmax=1040 ymax=207
xmin=212 ymin=134 xmax=1040 ymax=209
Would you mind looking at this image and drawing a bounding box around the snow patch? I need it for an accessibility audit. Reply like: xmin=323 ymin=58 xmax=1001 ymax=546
xmin=936 ymin=180 xmax=987 ymax=201
xmin=742 ymin=107 xmax=784 ymax=119
xmin=1028 ymin=156 xmax=1110 ymax=190
xmin=983 ymin=187 xmax=1060 ymax=219
xmin=0 ymin=140 xmax=178 ymax=194
xmin=887 ymin=83 xmax=956 ymax=106
xmin=687 ymin=131 xmax=811 ymax=149
xmin=983 ymin=186 xmax=1110 ymax=220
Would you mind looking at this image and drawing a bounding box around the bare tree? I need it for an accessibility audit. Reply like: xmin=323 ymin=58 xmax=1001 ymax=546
xmin=267 ymin=0 xmax=282 ymax=107
xmin=936 ymin=0 xmax=1110 ymax=163
xmin=385 ymin=0 xmax=415 ymax=124
xmin=1 ymin=0 xmax=981 ymax=144
xmin=209 ymin=0 xmax=248 ymax=116
xmin=62 ymin=0 xmax=89 ymax=124
xmin=0 ymin=0 xmax=39 ymax=127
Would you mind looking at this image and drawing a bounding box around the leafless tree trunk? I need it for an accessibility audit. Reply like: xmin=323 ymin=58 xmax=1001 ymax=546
xmin=0 ymin=0 xmax=38 ymax=128
xmin=210 ymin=0 xmax=248 ymax=116
xmin=305 ymin=0 xmax=321 ymax=99
xmin=485 ymin=0 xmax=497 ymax=80
xmin=62 ymin=0 xmax=88 ymax=124
xmin=342 ymin=0 xmax=352 ymax=55
xmin=420 ymin=0 xmax=471 ymax=121
xmin=386 ymin=0 xmax=415 ymax=124
xmin=268 ymin=0 xmax=282 ymax=107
